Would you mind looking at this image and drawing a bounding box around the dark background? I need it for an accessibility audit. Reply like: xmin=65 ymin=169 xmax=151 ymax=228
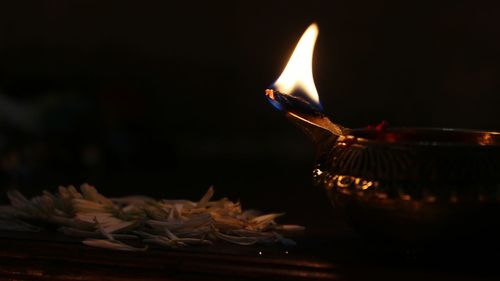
xmin=0 ymin=0 xmax=499 ymax=227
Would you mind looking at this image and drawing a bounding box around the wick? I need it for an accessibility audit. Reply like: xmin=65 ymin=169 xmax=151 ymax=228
xmin=265 ymin=89 xmax=275 ymax=100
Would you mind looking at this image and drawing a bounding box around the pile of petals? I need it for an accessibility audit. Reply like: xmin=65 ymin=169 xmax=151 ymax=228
xmin=0 ymin=184 xmax=304 ymax=251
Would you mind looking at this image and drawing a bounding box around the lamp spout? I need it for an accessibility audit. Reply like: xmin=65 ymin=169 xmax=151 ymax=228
xmin=265 ymin=89 xmax=343 ymax=147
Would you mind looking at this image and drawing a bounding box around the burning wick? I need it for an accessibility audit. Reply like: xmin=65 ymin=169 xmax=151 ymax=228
xmin=265 ymin=88 xmax=325 ymax=118
xmin=265 ymin=89 xmax=275 ymax=100
xmin=265 ymin=23 xmax=343 ymax=136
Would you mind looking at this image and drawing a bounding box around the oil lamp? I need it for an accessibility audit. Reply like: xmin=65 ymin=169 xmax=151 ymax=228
xmin=266 ymin=23 xmax=500 ymax=244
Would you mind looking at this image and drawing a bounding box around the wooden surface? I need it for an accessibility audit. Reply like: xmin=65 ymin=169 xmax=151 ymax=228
xmin=0 ymin=231 xmax=337 ymax=281
xmin=0 ymin=230 xmax=499 ymax=281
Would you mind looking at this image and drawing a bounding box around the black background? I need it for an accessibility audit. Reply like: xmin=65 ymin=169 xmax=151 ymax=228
xmin=0 ymin=1 xmax=499 ymax=228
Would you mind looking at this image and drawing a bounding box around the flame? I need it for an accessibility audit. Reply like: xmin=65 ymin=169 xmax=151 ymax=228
xmin=273 ymin=23 xmax=320 ymax=107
